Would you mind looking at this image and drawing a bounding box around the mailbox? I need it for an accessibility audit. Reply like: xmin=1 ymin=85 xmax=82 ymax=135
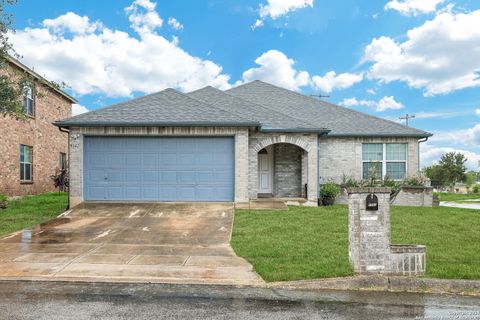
xmin=366 ymin=194 xmax=378 ymax=211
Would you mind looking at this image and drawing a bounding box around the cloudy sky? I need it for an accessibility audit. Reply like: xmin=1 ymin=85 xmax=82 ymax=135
xmin=10 ymin=0 xmax=480 ymax=169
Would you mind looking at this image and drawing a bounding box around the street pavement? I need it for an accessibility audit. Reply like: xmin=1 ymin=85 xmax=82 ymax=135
xmin=0 ymin=281 xmax=479 ymax=319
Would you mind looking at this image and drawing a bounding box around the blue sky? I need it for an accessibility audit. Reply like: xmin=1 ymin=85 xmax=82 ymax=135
xmin=9 ymin=0 xmax=480 ymax=169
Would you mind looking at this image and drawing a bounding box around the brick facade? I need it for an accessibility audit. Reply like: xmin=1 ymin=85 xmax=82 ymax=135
xmin=0 ymin=61 xmax=74 ymax=196
xmin=319 ymin=136 xmax=420 ymax=183
xmin=67 ymin=127 xmax=423 ymax=206
xmin=273 ymin=144 xmax=302 ymax=197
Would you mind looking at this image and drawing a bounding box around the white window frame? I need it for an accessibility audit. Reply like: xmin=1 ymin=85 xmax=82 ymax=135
xmin=362 ymin=143 xmax=408 ymax=180
xmin=20 ymin=144 xmax=33 ymax=182
xmin=23 ymin=83 xmax=35 ymax=117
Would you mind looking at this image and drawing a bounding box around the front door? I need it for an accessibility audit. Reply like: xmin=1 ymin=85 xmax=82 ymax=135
xmin=258 ymin=149 xmax=273 ymax=194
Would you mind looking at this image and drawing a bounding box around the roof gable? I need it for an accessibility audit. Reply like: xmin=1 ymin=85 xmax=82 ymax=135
xmin=227 ymin=81 xmax=432 ymax=137
xmin=55 ymin=88 xmax=258 ymax=127
xmin=187 ymin=86 xmax=327 ymax=132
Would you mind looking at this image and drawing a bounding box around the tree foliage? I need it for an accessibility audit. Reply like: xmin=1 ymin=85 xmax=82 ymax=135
xmin=423 ymin=164 xmax=446 ymax=188
xmin=424 ymin=152 xmax=468 ymax=189
xmin=0 ymin=0 xmax=25 ymax=118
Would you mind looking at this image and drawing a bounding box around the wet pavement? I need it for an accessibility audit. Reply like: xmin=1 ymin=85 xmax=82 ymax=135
xmin=0 ymin=281 xmax=479 ymax=319
xmin=0 ymin=203 xmax=262 ymax=285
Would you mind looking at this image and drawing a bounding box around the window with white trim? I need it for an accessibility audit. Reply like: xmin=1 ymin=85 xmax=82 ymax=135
xmin=23 ymin=83 xmax=34 ymax=116
xmin=362 ymin=143 xmax=407 ymax=180
xmin=20 ymin=145 xmax=33 ymax=182
xmin=59 ymin=153 xmax=66 ymax=170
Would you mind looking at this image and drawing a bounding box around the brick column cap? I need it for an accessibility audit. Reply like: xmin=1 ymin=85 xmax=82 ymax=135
xmin=347 ymin=187 xmax=391 ymax=194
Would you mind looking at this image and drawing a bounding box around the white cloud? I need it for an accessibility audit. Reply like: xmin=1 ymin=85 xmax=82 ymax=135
xmin=363 ymin=10 xmax=480 ymax=96
xmin=476 ymin=109 xmax=480 ymax=116
xmin=43 ymin=12 xmax=101 ymax=34
xmin=167 ymin=17 xmax=183 ymax=31
xmin=420 ymin=143 xmax=480 ymax=170
xmin=385 ymin=0 xmax=445 ymax=16
xmin=72 ymin=104 xmax=89 ymax=116
xmin=414 ymin=111 xmax=470 ymax=119
xmin=125 ymin=0 xmax=163 ymax=34
xmin=10 ymin=2 xmax=231 ymax=97
xmin=377 ymin=96 xmax=404 ymax=112
xmin=240 ymin=49 xmax=310 ymax=91
xmin=253 ymin=0 xmax=314 ymax=28
xmin=340 ymin=96 xmax=404 ymax=112
xmin=366 ymin=88 xmax=376 ymax=95
xmin=431 ymin=124 xmax=480 ymax=148
xmin=311 ymin=71 xmax=363 ymax=94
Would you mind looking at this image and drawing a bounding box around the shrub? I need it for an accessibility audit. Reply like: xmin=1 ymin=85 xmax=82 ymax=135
xmin=50 ymin=165 xmax=69 ymax=192
xmin=341 ymin=174 xmax=360 ymax=188
xmin=403 ymin=174 xmax=428 ymax=187
xmin=320 ymin=182 xmax=341 ymax=206
xmin=0 ymin=194 xmax=8 ymax=209
xmin=473 ymin=184 xmax=480 ymax=194
xmin=382 ymin=176 xmax=402 ymax=196
xmin=320 ymin=182 xmax=341 ymax=198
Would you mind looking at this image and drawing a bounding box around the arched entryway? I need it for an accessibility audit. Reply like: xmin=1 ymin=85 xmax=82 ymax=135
xmin=250 ymin=135 xmax=318 ymax=203
xmin=257 ymin=143 xmax=308 ymax=198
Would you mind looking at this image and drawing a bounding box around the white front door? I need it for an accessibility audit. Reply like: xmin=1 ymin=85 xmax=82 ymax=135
xmin=258 ymin=150 xmax=273 ymax=193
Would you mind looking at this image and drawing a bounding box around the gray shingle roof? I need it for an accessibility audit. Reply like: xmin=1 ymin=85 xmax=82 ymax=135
xmin=55 ymin=80 xmax=431 ymax=138
xmin=54 ymin=88 xmax=259 ymax=127
xmin=227 ymin=81 xmax=432 ymax=137
xmin=187 ymin=86 xmax=328 ymax=132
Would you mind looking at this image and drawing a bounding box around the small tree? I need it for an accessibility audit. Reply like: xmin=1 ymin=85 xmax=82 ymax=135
xmin=438 ymin=152 xmax=467 ymax=191
xmin=465 ymin=171 xmax=477 ymax=187
xmin=50 ymin=164 xmax=69 ymax=192
xmin=423 ymin=165 xmax=446 ymax=188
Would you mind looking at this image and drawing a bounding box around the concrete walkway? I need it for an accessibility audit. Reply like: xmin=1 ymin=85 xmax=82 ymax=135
xmin=440 ymin=201 xmax=480 ymax=210
xmin=0 ymin=203 xmax=263 ymax=285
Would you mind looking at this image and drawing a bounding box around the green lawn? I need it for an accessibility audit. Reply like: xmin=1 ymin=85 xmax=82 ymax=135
xmin=232 ymin=206 xmax=353 ymax=282
xmin=434 ymin=192 xmax=480 ymax=202
xmin=232 ymin=205 xmax=480 ymax=282
xmin=0 ymin=192 xmax=68 ymax=237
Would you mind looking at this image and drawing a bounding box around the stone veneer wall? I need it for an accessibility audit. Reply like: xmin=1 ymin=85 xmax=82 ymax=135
xmin=392 ymin=186 xmax=433 ymax=207
xmin=348 ymin=188 xmax=391 ymax=273
xmin=273 ymin=144 xmax=302 ymax=197
xmin=337 ymin=186 xmax=434 ymax=207
xmin=68 ymin=126 xmax=250 ymax=207
xmin=319 ymin=137 xmax=420 ymax=184
xmin=348 ymin=187 xmax=426 ymax=276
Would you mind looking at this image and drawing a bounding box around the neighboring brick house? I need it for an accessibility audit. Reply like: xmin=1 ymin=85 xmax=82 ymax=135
xmin=54 ymin=80 xmax=432 ymax=207
xmin=0 ymin=56 xmax=77 ymax=196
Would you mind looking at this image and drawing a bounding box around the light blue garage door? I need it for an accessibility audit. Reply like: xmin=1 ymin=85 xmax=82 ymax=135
xmin=83 ymin=137 xmax=234 ymax=201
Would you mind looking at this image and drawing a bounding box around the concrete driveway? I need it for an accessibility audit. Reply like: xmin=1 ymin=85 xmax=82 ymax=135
xmin=0 ymin=203 xmax=262 ymax=285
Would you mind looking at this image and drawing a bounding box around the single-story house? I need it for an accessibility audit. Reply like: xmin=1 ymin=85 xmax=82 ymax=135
xmin=54 ymin=80 xmax=432 ymax=207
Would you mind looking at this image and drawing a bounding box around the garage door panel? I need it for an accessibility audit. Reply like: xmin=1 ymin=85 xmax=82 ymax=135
xmin=178 ymin=187 xmax=195 ymax=200
xmin=84 ymin=137 xmax=234 ymax=201
xmin=143 ymin=154 xmax=158 ymax=167
xmin=179 ymin=171 xmax=195 ymax=183
xmin=160 ymin=153 xmax=176 ymax=165
xmin=126 ymin=154 xmax=142 ymax=166
xmin=143 ymin=171 xmax=158 ymax=183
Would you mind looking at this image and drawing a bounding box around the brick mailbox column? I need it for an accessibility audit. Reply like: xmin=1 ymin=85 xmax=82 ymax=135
xmin=348 ymin=187 xmax=391 ymax=274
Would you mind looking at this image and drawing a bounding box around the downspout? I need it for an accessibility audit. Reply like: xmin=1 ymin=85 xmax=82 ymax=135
xmin=418 ymin=137 xmax=429 ymax=172
xmin=317 ymin=135 xmax=321 ymax=206
xmin=58 ymin=126 xmax=70 ymax=210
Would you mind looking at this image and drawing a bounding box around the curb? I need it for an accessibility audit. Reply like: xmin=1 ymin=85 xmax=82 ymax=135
xmin=268 ymin=275 xmax=480 ymax=296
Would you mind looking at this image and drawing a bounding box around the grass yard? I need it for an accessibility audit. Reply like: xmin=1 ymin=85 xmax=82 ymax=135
xmin=0 ymin=192 xmax=68 ymax=237
xmin=232 ymin=206 xmax=353 ymax=282
xmin=232 ymin=205 xmax=480 ymax=282
xmin=435 ymin=192 xmax=480 ymax=202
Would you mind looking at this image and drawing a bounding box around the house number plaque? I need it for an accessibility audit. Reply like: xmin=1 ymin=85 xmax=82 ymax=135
xmin=366 ymin=194 xmax=378 ymax=211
